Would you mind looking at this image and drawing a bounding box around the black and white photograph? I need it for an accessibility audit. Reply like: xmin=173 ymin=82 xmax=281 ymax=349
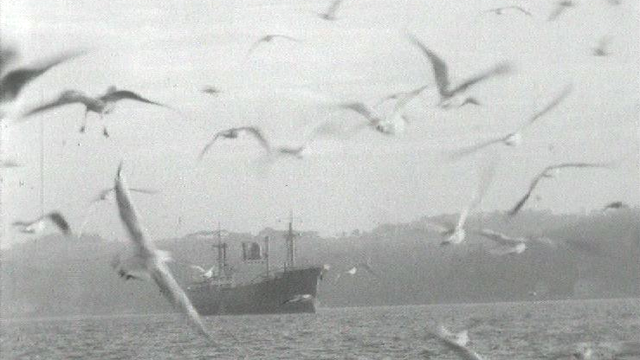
xmin=1 ymin=0 xmax=639 ymax=359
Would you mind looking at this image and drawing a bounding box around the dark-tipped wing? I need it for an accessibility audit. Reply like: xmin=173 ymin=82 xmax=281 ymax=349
xmin=100 ymin=90 xmax=170 ymax=108
xmin=323 ymin=0 xmax=343 ymax=18
xmin=18 ymin=91 xmax=91 ymax=120
xmin=519 ymin=84 xmax=573 ymax=131
xmin=508 ymin=172 xmax=547 ymax=216
xmin=46 ymin=211 xmax=71 ymax=236
xmin=449 ymin=62 xmax=512 ymax=96
xmin=0 ymin=50 xmax=84 ymax=102
xmin=407 ymin=35 xmax=450 ymax=97
xmin=548 ymin=2 xmax=569 ymax=21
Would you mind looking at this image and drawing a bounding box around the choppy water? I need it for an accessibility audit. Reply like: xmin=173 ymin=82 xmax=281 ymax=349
xmin=1 ymin=298 xmax=639 ymax=359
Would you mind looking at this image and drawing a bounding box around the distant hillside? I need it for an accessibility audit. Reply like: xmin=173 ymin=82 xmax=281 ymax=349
xmin=1 ymin=209 xmax=638 ymax=318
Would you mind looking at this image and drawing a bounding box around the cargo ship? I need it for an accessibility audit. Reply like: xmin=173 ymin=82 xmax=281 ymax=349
xmin=186 ymin=217 xmax=325 ymax=316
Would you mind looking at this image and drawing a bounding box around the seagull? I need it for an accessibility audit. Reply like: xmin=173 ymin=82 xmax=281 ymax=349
xmin=246 ymin=35 xmax=301 ymax=57
xmin=113 ymin=162 xmax=212 ymax=342
xmin=201 ymin=86 xmax=221 ymax=96
xmin=190 ymin=265 xmax=217 ymax=280
xmin=12 ymin=211 xmax=71 ymax=236
xmin=318 ymin=0 xmax=344 ymax=21
xmin=336 ymin=84 xmax=428 ymax=136
xmin=548 ymin=0 xmax=576 ymax=21
xmin=447 ymin=84 xmax=573 ymax=161
xmin=199 ymin=126 xmax=270 ymax=160
xmin=18 ymin=86 xmax=174 ymax=137
xmin=508 ymin=162 xmax=613 ymax=216
xmin=0 ymin=159 xmax=20 ymax=168
xmin=408 ymin=35 xmax=511 ymax=109
xmin=486 ymin=6 xmax=532 ymax=16
xmin=602 ymin=201 xmax=629 ymax=211
xmin=335 ymin=258 xmax=381 ymax=281
xmin=0 ymin=49 xmax=85 ymax=104
xmin=476 ymin=228 xmax=531 ymax=255
xmin=428 ymin=325 xmax=485 ymax=360
xmin=592 ymin=36 xmax=612 ymax=57
xmin=434 ymin=158 xmax=497 ymax=246
xmin=281 ymin=294 xmax=314 ymax=305
xmin=373 ymin=83 xmax=430 ymax=107
xmin=77 ymin=186 xmax=158 ymax=237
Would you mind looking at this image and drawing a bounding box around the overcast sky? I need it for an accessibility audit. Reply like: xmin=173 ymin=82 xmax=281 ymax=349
xmin=1 ymin=0 xmax=638 ymax=247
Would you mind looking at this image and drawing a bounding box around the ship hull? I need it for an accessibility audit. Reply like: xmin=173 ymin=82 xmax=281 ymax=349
xmin=187 ymin=266 xmax=323 ymax=316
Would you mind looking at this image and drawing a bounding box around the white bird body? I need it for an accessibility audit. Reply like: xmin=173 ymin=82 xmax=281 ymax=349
xmin=282 ymin=294 xmax=314 ymax=305
xmin=113 ymin=163 xmax=212 ymax=342
xmin=12 ymin=211 xmax=71 ymax=236
xmin=429 ymin=325 xmax=485 ymax=360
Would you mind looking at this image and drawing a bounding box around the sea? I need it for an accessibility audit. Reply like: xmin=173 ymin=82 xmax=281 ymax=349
xmin=1 ymin=298 xmax=639 ymax=359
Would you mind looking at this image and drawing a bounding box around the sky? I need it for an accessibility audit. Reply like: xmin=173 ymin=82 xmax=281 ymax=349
xmin=1 ymin=0 xmax=638 ymax=248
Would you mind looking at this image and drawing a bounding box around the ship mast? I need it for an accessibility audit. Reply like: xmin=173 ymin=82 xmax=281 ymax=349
xmin=285 ymin=210 xmax=296 ymax=270
xmin=212 ymin=221 xmax=227 ymax=277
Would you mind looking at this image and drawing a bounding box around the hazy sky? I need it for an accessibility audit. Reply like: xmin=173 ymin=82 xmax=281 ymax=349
xmin=1 ymin=0 xmax=638 ymax=247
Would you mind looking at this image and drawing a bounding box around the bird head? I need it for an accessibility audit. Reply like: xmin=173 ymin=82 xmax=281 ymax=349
xmin=105 ymin=85 xmax=118 ymax=94
xmin=505 ymin=133 xmax=522 ymax=146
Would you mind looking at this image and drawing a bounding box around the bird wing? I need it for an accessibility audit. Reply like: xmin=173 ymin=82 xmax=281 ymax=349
xmin=518 ymin=84 xmax=573 ymax=132
xmin=17 ymin=91 xmax=91 ymax=120
xmin=407 ymin=35 xmax=450 ymax=97
xmin=240 ymin=126 xmax=271 ymax=152
xmin=100 ymin=90 xmax=170 ymax=108
xmin=189 ymin=265 xmax=206 ymax=274
xmin=389 ymin=84 xmax=429 ymax=118
xmin=324 ymin=0 xmax=343 ymax=17
xmin=0 ymin=160 xmax=20 ymax=168
xmin=0 ymin=50 xmax=85 ymax=102
xmin=548 ymin=3 xmax=567 ymax=21
xmin=129 ymin=188 xmax=158 ymax=195
xmin=114 ymin=162 xmax=212 ymax=342
xmin=429 ymin=326 xmax=485 ymax=360
xmin=46 ymin=211 xmax=71 ymax=236
xmin=0 ymin=46 xmax=18 ymax=75
xmin=339 ymin=102 xmax=377 ymax=124
xmin=272 ymin=34 xmax=302 ymax=42
xmin=449 ymin=62 xmax=512 ymax=96
xmin=504 ymin=6 xmax=533 ymax=15
xmin=547 ymin=161 xmax=613 ymax=172
xmin=198 ymin=132 xmax=225 ymax=160
xmin=508 ymin=171 xmax=547 ymax=216
xmin=150 ymin=260 xmax=213 ymax=341
xmin=424 ymin=222 xmax=455 ymax=236
xmin=477 ymin=228 xmax=524 ymax=246
xmin=246 ymin=38 xmax=267 ymax=57
xmin=446 ymin=136 xmax=505 ymax=162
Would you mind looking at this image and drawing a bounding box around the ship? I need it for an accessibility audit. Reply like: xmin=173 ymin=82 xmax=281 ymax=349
xmin=186 ymin=216 xmax=325 ymax=316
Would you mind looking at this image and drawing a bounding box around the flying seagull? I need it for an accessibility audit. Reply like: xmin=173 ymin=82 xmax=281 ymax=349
xmin=592 ymin=36 xmax=612 ymax=57
xmin=199 ymin=126 xmax=269 ymax=160
xmin=335 ymin=84 xmax=429 ymax=136
xmin=335 ymin=259 xmax=380 ymax=281
xmin=602 ymin=201 xmax=629 ymax=211
xmin=508 ymin=162 xmax=613 ymax=216
xmin=408 ymin=34 xmax=512 ymax=109
xmin=0 ymin=159 xmax=20 ymax=168
xmin=486 ymin=6 xmax=532 ymax=16
xmin=190 ymin=265 xmax=217 ymax=280
xmin=281 ymin=294 xmax=314 ymax=305
xmin=18 ymin=86 xmax=174 ymax=137
xmin=476 ymin=228 xmax=533 ymax=255
xmin=113 ymin=162 xmax=212 ymax=342
xmin=318 ymin=0 xmax=344 ymax=20
xmin=0 ymin=49 xmax=85 ymax=103
xmin=548 ymin=0 xmax=576 ymax=21
xmin=373 ymin=83 xmax=430 ymax=108
xmin=447 ymin=84 xmax=573 ymax=161
xmin=12 ymin=211 xmax=71 ymax=236
xmin=246 ymin=35 xmax=301 ymax=57
xmin=433 ymin=158 xmax=497 ymax=246
xmin=201 ymin=86 xmax=221 ymax=96
xmin=428 ymin=325 xmax=485 ymax=360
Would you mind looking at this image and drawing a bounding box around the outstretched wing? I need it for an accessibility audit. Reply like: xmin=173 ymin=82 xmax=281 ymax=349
xmin=338 ymin=102 xmax=377 ymax=124
xmin=114 ymin=162 xmax=212 ymax=342
xmin=323 ymin=0 xmax=344 ymax=18
xmin=449 ymin=62 xmax=512 ymax=96
xmin=18 ymin=90 xmax=90 ymax=121
xmin=46 ymin=211 xmax=71 ymax=236
xmin=518 ymin=84 xmax=573 ymax=132
xmin=508 ymin=171 xmax=548 ymax=216
xmin=0 ymin=50 xmax=85 ymax=102
xmin=547 ymin=161 xmax=613 ymax=172
xmin=477 ymin=228 xmax=525 ymax=246
xmin=429 ymin=326 xmax=485 ymax=360
xmin=446 ymin=136 xmax=505 ymax=162
xmin=407 ymin=35 xmax=450 ymax=97
xmin=189 ymin=265 xmax=206 ymax=274
xmin=100 ymin=90 xmax=170 ymax=108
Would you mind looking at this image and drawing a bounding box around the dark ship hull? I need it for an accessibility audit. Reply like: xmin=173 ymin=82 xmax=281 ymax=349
xmin=187 ymin=266 xmax=323 ymax=316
